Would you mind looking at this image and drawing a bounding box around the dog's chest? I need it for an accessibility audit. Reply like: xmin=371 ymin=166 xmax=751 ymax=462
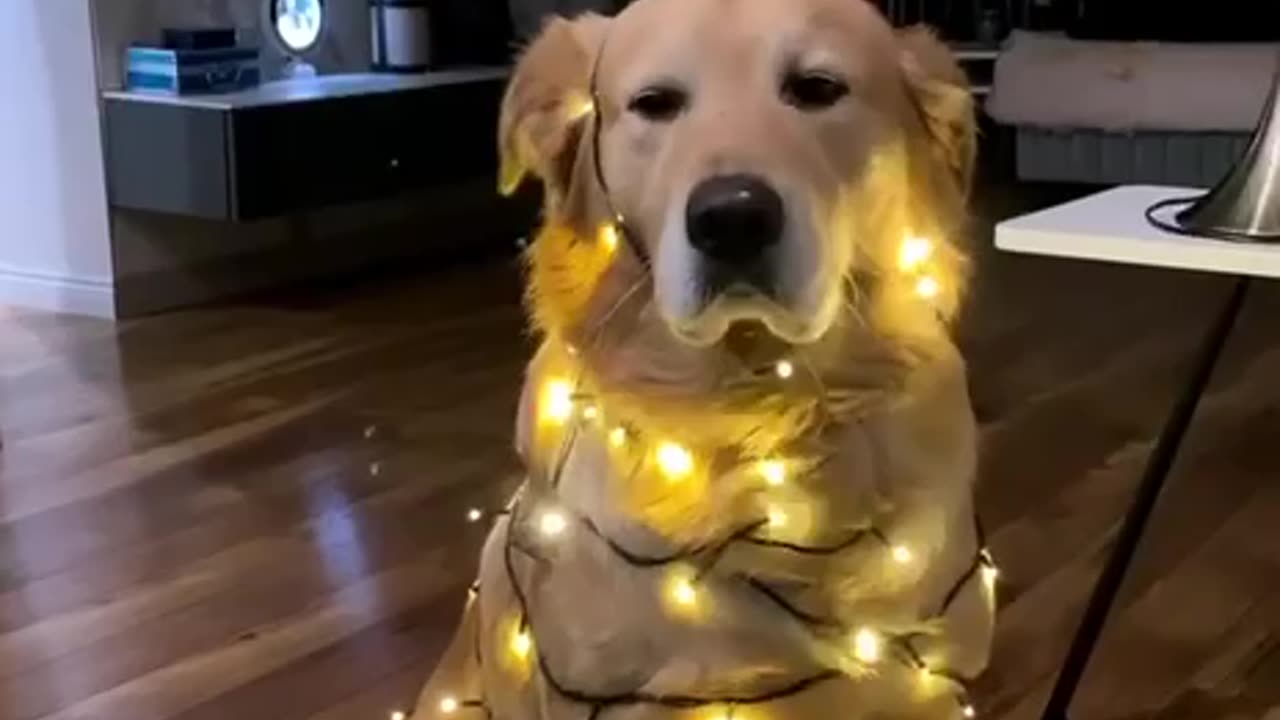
xmin=495 ymin=388 xmax=985 ymax=700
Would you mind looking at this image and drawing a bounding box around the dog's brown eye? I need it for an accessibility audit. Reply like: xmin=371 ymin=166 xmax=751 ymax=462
xmin=782 ymin=72 xmax=849 ymax=111
xmin=628 ymin=86 xmax=687 ymax=122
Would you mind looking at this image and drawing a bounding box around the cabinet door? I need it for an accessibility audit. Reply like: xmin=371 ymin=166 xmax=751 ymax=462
xmin=228 ymin=94 xmax=390 ymax=220
xmin=226 ymin=79 xmax=506 ymax=220
xmin=380 ymin=80 xmax=505 ymax=191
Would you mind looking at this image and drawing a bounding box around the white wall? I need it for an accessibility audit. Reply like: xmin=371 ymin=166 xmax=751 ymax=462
xmin=0 ymin=0 xmax=116 ymax=317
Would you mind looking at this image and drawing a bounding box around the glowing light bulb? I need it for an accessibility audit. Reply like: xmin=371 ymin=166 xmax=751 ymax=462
xmin=364 ymin=425 xmax=377 ymax=439
xmin=510 ymin=627 xmax=533 ymax=659
xmin=370 ymin=462 xmax=381 ymax=477
xmin=467 ymin=508 xmax=484 ymax=523
xmin=963 ymin=704 xmax=977 ymax=718
xmin=852 ymin=628 xmax=883 ymax=664
xmin=655 ymin=442 xmax=694 ymax=480
xmin=600 ymin=223 xmax=620 ymax=253
xmin=671 ymin=578 xmax=698 ymax=607
xmin=439 ymin=696 xmax=460 ymax=714
xmin=898 ymin=236 xmax=934 ymax=272
xmin=775 ymin=360 xmax=795 ymax=379
xmin=609 ymin=426 xmax=628 ymax=448
xmin=915 ymin=276 xmax=941 ymax=300
xmin=542 ymin=379 xmax=575 ymax=425
xmin=758 ymin=459 xmax=787 ymax=487
xmin=538 ymin=510 xmax=568 ymax=537
xmin=582 ymin=405 xmax=600 ymax=421
xmin=391 ymin=711 xmax=407 ymax=720
xmin=892 ymin=545 xmax=914 ymax=565
xmin=662 ymin=568 xmax=705 ymax=619
xmin=767 ymin=506 xmax=788 ymax=530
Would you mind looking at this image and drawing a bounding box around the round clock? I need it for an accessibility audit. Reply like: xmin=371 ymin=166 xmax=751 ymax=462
xmin=270 ymin=0 xmax=325 ymax=54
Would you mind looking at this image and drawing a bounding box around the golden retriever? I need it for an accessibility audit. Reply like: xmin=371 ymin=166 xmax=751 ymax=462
xmin=416 ymin=0 xmax=992 ymax=717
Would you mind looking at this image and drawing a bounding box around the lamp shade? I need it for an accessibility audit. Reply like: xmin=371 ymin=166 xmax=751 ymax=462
xmin=1174 ymin=52 xmax=1280 ymax=242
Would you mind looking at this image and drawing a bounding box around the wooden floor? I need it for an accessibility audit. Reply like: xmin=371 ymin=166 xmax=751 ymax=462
xmin=2 ymin=190 xmax=1279 ymax=720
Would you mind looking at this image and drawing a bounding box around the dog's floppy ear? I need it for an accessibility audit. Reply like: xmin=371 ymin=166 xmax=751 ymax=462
xmin=897 ymin=26 xmax=977 ymax=192
xmin=499 ymin=13 xmax=610 ymax=210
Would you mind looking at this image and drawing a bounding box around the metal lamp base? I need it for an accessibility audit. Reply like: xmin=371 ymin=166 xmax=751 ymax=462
xmin=1160 ymin=51 xmax=1280 ymax=243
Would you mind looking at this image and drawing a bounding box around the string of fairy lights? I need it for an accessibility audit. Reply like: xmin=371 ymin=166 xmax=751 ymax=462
xmin=383 ymin=75 xmax=985 ymax=718
xmin=378 ymin=221 xmax=997 ymax=719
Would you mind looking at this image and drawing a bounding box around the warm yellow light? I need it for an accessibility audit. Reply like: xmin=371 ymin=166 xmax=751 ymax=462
xmin=583 ymin=405 xmax=600 ymax=421
xmin=767 ymin=506 xmax=788 ymax=530
xmin=510 ymin=627 xmax=533 ymax=659
xmin=566 ymin=94 xmax=596 ymax=121
xmin=370 ymin=462 xmax=381 ymax=477
xmin=898 ymin=236 xmax=934 ymax=272
xmin=542 ymin=379 xmax=575 ymax=425
xmin=655 ymin=442 xmax=694 ymax=480
xmin=671 ymin=578 xmax=699 ymax=607
xmin=600 ymin=223 xmax=620 ymax=253
xmin=609 ymin=426 xmax=628 ymax=448
xmin=758 ymin=459 xmax=787 ymax=487
xmin=391 ymin=711 xmax=407 ymax=720
xmin=982 ymin=563 xmax=1000 ymax=591
xmin=915 ymin=276 xmax=941 ymax=299
xmin=853 ymin=628 xmax=883 ymax=664
xmin=467 ymin=508 xmax=484 ymax=523
xmin=439 ymin=696 xmax=460 ymax=714
xmin=892 ymin=545 xmax=914 ymax=565
xmin=364 ymin=425 xmax=377 ymax=439
xmin=663 ymin=568 xmax=705 ymax=619
xmin=539 ymin=509 xmax=568 ymax=537
xmin=963 ymin=704 xmax=977 ymax=718
xmin=775 ymin=360 xmax=795 ymax=379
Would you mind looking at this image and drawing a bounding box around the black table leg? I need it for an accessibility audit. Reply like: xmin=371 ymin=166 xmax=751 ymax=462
xmin=1039 ymin=277 xmax=1250 ymax=720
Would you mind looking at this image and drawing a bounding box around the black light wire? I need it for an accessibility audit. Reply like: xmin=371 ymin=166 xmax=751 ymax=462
xmin=441 ymin=30 xmax=994 ymax=718
xmin=586 ymin=33 xmax=652 ymax=268
xmin=444 ymin=419 xmax=992 ymax=718
xmin=1145 ymin=194 xmax=1280 ymax=243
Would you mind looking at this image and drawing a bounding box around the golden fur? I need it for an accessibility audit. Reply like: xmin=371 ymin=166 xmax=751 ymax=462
xmin=416 ymin=1 xmax=989 ymax=717
xmin=506 ymin=0 xmax=976 ymax=531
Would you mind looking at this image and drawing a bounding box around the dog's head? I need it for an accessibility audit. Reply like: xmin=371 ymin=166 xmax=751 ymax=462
xmin=503 ymin=0 xmax=974 ymax=374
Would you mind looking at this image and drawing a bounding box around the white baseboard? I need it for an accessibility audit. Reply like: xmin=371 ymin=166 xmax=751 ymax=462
xmin=0 ymin=266 xmax=116 ymax=319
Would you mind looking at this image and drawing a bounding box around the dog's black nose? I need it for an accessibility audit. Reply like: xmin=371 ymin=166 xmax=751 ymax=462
xmin=686 ymin=174 xmax=784 ymax=266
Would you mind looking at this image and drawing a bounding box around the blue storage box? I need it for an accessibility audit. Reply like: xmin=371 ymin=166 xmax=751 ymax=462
xmin=126 ymin=46 xmax=261 ymax=95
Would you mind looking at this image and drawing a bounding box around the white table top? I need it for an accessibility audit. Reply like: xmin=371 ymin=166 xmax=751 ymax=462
xmin=995 ymin=185 xmax=1280 ymax=279
xmin=102 ymin=67 xmax=509 ymax=110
